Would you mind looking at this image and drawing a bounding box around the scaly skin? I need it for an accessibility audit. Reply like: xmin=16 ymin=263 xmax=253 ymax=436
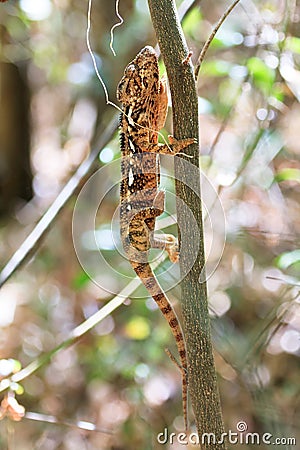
xmin=117 ymin=46 xmax=194 ymax=430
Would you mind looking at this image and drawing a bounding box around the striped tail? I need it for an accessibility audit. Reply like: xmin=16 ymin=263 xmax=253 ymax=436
xmin=131 ymin=260 xmax=188 ymax=430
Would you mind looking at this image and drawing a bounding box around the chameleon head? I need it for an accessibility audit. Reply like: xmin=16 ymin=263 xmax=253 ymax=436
xmin=117 ymin=46 xmax=159 ymax=105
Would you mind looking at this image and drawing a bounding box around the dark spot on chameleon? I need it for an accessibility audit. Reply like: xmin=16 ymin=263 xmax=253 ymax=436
xmin=133 ymin=263 xmax=147 ymax=274
xmin=169 ymin=318 xmax=178 ymax=328
xmin=154 ymin=292 xmax=164 ymax=301
xmin=161 ymin=305 xmax=172 ymax=315
xmin=175 ymin=333 xmax=182 ymax=342
xmin=179 ymin=350 xmax=186 ymax=359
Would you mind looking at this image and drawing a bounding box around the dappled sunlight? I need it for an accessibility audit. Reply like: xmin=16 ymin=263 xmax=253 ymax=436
xmin=20 ymin=0 xmax=52 ymax=21
xmin=144 ymin=374 xmax=176 ymax=407
xmin=0 ymin=0 xmax=299 ymax=447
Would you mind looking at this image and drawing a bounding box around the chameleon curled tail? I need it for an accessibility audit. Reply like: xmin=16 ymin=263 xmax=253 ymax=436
xmin=130 ymin=260 xmax=188 ymax=430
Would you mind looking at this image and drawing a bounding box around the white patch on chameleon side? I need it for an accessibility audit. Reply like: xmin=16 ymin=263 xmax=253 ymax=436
xmin=127 ymin=107 xmax=135 ymax=127
xmin=128 ymin=138 xmax=136 ymax=153
xmin=128 ymin=168 xmax=134 ymax=186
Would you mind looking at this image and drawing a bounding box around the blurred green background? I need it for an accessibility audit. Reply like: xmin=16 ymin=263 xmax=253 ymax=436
xmin=0 ymin=0 xmax=299 ymax=448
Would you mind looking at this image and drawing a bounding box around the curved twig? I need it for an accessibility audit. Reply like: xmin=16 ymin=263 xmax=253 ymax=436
xmin=195 ymin=0 xmax=242 ymax=79
xmin=0 ymin=116 xmax=118 ymax=288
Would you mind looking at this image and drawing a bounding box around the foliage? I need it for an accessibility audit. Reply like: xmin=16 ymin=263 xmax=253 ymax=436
xmin=0 ymin=0 xmax=299 ymax=449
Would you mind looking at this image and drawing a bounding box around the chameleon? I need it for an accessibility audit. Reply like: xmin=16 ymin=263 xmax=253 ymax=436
xmin=117 ymin=46 xmax=195 ymax=430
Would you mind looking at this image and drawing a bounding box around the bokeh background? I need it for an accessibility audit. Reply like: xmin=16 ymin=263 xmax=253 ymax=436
xmin=0 ymin=0 xmax=299 ymax=448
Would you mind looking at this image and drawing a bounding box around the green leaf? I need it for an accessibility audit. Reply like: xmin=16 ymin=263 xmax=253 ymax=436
xmin=10 ymin=382 xmax=24 ymax=395
xmin=183 ymin=7 xmax=202 ymax=38
xmin=158 ymin=59 xmax=166 ymax=77
xmin=201 ymin=60 xmax=232 ymax=77
xmin=209 ymin=37 xmax=228 ymax=50
xmin=275 ymin=168 xmax=300 ymax=183
xmin=275 ymin=250 xmax=300 ymax=269
xmin=11 ymin=359 xmax=22 ymax=374
xmin=247 ymin=57 xmax=275 ymax=92
xmin=269 ymin=83 xmax=285 ymax=103
xmin=72 ymin=270 xmax=90 ymax=290
xmin=285 ymin=36 xmax=300 ymax=54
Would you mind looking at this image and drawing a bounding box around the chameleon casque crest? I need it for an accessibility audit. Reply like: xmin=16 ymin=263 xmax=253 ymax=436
xmin=117 ymin=46 xmax=195 ymax=429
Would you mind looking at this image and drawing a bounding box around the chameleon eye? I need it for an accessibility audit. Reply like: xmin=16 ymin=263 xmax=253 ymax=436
xmin=125 ymin=64 xmax=136 ymax=77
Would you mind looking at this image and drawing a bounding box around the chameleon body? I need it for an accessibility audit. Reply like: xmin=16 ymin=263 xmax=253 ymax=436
xmin=117 ymin=46 xmax=194 ymax=429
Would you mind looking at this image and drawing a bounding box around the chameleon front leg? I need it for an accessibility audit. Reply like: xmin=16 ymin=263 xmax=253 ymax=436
xmin=141 ymin=135 xmax=196 ymax=155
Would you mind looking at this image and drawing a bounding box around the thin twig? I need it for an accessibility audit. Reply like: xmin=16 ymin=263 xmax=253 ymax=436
xmin=25 ymin=411 xmax=113 ymax=434
xmin=195 ymin=0 xmax=242 ymax=79
xmin=208 ymin=80 xmax=245 ymax=158
xmin=0 ymin=116 xmax=118 ymax=288
xmin=0 ymin=256 xmax=166 ymax=390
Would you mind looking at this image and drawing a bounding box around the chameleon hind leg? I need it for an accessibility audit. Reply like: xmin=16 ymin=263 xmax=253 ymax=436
xmin=151 ymin=190 xmax=179 ymax=263
xmin=129 ymin=190 xmax=179 ymax=263
xmin=151 ymin=233 xmax=179 ymax=263
xmin=128 ymin=199 xmax=163 ymax=252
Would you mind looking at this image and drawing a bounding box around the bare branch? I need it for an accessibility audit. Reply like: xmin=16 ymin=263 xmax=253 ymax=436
xmin=0 ymin=116 xmax=118 ymax=288
xmin=195 ymin=0 xmax=242 ymax=79
xmin=148 ymin=0 xmax=227 ymax=447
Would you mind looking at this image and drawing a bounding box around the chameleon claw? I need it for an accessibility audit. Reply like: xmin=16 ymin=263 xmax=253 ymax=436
xmin=167 ymin=245 xmax=179 ymax=263
xmin=165 ymin=348 xmax=181 ymax=369
xmin=182 ymin=51 xmax=193 ymax=65
xmin=165 ymin=348 xmax=188 ymax=377
xmin=164 ymin=234 xmax=179 ymax=263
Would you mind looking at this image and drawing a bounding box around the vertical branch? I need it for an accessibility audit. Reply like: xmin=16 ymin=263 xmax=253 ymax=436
xmin=148 ymin=1 xmax=227 ymax=448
